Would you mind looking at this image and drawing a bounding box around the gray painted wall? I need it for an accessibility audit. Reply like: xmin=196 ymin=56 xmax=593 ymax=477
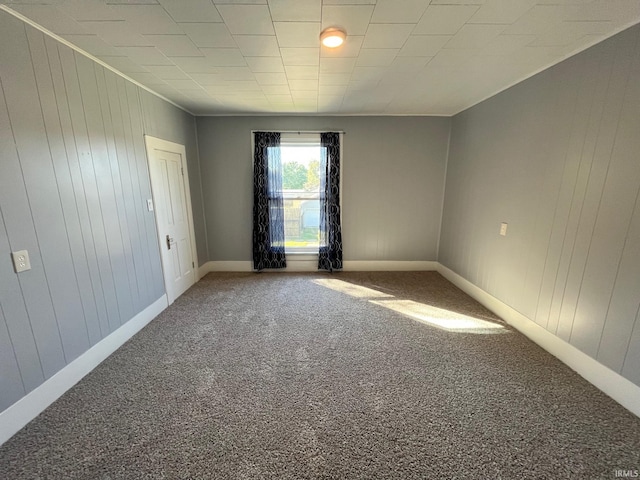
xmin=0 ymin=11 xmax=204 ymax=412
xmin=440 ymin=24 xmax=640 ymax=387
xmin=196 ymin=116 xmax=450 ymax=262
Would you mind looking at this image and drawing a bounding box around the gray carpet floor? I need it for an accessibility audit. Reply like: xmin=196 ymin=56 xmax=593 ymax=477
xmin=1 ymin=271 xmax=639 ymax=479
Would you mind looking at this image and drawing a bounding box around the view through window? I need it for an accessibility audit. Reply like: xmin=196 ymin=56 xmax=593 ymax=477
xmin=281 ymin=142 xmax=321 ymax=253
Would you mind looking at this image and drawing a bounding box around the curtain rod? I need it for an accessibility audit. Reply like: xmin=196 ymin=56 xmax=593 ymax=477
xmin=251 ymin=130 xmax=346 ymax=135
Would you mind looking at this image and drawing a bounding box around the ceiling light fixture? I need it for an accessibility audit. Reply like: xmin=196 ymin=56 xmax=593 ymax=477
xmin=320 ymin=27 xmax=346 ymax=48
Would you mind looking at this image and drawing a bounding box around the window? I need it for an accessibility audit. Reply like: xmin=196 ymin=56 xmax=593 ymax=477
xmin=279 ymin=133 xmax=321 ymax=253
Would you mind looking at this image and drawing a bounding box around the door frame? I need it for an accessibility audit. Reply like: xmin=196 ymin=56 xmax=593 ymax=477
xmin=144 ymin=135 xmax=198 ymax=304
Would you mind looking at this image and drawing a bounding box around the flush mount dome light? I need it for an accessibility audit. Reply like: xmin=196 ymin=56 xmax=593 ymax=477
xmin=320 ymin=27 xmax=346 ymax=48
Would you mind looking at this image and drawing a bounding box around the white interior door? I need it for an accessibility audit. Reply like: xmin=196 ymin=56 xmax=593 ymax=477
xmin=145 ymin=136 xmax=197 ymax=304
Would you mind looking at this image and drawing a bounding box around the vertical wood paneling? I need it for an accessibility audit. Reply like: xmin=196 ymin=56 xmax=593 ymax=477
xmin=0 ymin=14 xmax=66 ymax=377
xmin=0 ymin=84 xmax=45 ymax=393
xmin=555 ymin=35 xmax=634 ymax=344
xmin=543 ymin=52 xmax=602 ymax=338
xmin=441 ymin=24 xmax=640 ymax=387
xmin=570 ymin=32 xmax=640 ymax=356
xmin=75 ymin=54 xmax=122 ymax=334
xmin=44 ymin=36 xmax=101 ymax=349
xmin=104 ymin=70 xmax=143 ymax=313
xmin=26 ymin=29 xmax=90 ymax=362
xmin=116 ymin=76 xmax=152 ymax=308
xmin=94 ymin=65 xmax=135 ymax=326
xmin=0 ymin=8 xmax=203 ymax=416
xmin=622 ymin=306 xmax=640 ymax=385
xmin=0 ymin=307 xmax=25 ymax=412
xmin=57 ymin=45 xmax=108 ymax=345
xmin=598 ymin=191 xmax=640 ymax=371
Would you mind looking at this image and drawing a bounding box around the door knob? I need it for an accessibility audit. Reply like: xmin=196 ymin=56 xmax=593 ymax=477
xmin=166 ymin=234 xmax=174 ymax=250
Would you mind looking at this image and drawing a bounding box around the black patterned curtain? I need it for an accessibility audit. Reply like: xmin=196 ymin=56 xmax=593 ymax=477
xmin=318 ymin=132 xmax=343 ymax=271
xmin=253 ymin=132 xmax=286 ymax=271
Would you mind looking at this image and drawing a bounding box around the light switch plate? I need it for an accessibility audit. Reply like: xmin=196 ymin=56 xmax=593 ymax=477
xmin=500 ymin=222 xmax=508 ymax=236
xmin=11 ymin=250 xmax=31 ymax=273
xmin=147 ymin=198 xmax=154 ymax=211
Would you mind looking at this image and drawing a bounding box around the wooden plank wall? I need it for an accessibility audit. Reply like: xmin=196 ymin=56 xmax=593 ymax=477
xmin=439 ymin=24 xmax=640 ymax=387
xmin=0 ymin=11 xmax=201 ymax=412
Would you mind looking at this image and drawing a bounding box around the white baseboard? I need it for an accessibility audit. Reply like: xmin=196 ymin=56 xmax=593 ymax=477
xmin=343 ymin=261 xmax=437 ymax=271
xmin=0 ymin=295 xmax=168 ymax=447
xmin=199 ymin=260 xmax=437 ymax=274
xmin=436 ymin=263 xmax=640 ymax=418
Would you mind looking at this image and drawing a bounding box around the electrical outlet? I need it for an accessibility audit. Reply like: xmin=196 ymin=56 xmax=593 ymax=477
xmin=147 ymin=198 xmax=154 ymax=211
xmin=11 ymin=250 xmax=31 ymax=273
xmin=500 ymin=223 xmax=508 ymax=236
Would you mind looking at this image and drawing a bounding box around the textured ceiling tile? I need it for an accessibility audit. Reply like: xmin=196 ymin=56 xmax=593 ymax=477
xmin=349 ymin=66 xmax=384 ymax=83
xmin=169 ymin=56 xmax=220 ymax=73
xmin=261 ymin=85 xmax=291 ymax=94
xmin=214 ymin=0 xmax=267 ymax=5
xmin=291 ymin=90 xmax=318 ymax=98
xmin=200 ymin=48 xmax=247 ymax=66
xmin=216 ymin=5 xmax=274 ymax=34
xmin=390 ymin=56 xmax=431 ymax=71
xmin=108 ymin=5 xmax=182 ymax=34
xmin=274 ymin=22 xmax=321 ymax=47
xmin=253 ymin=72 xmax=288 ymax=85
xmin=233 ymin=35 xmax=280 ymax=57
xmin=429 ymin=0 xmax=485 ymax=4
xmin=288 ymin=79 xmax=318 ymax=90
xmin=320 ymin=57 xmax=357 ymax=73
xmin=280 ymin=48 xmax=320 ymax=66
xmin=323 ymin=0 xmax=376 ymax=4
xmin=580 ymin=0 xmax=640 ymax=23
xmin=144 ymin=35 xmax=202 ymax=56
xmin=9 ymin=0 xmax=640 ymax=115
xmin=245 ymin=56 xmax=285 ymax=72
xmin=143 ymin=64 xmax=191 ymax=79
xmin=428 ymin=49 xmax=478 ymax=68
xmin=158 ymin=0 xmax=223 ymax=23
xmin=268 ymin=0 xmax=321 ymax=21
xmin=113 ymin=46 xmax=173 ymax=65
xmin=362 ymin=24 xmax=414 ymax=48
xmin=370 ymin=0 xmax=429 ymax=24
xmin=79 ymin=20 xmax=151 ymax=46
xmin=266 ymin=94 xmax=294 ymax=103
xmin=444 ymin=24 xmax=506 ymax=50
xmin=413 ymin=5 xmax=479 ymax=35
xmin=321 ymin=5 xmax=374 ymax=35
xmin=502 ymin=5 xmax=564 ymax=35
xmin=319 ymin=85 xmax=347 ymax=95
xmin=284 ymin=65 xmax=319 ymax=79
xmin=319 ymin=73 xmax=351 ymax=85
xmin=355 ymin=49 xmax=398 ymax=67
xmin=479 ymin=34 xmax=535 ymax=55
xmin=11 ymin=5 xmax=88 ymax=34
xmin=57 ymin=0 xmax=123 ymax=21
xmin=164 ymin=78 xmax=201 ymax=89
xmin=207 ymin=67 xmax=254 ymax=79
xmin=530 ymin=21 xmax=611 ymax=47
xmin=468 ymin=0 xmax=536 ymax=24
xmin=398 ymin=35 xmax=451 ymax=57
xmin=105 ymin=0 xmax=159 ymax=4
xmin=179 ymin=23 xmax=235 ymax=48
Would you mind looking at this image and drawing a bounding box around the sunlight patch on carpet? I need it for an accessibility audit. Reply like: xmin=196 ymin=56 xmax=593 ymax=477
xmin=313 ymin=279 xmax=393 ymax=298
xmin=370 ymin=299 xmax=507 ymax=334
xmin=313 ymin=278 xmax=507 ymax=334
